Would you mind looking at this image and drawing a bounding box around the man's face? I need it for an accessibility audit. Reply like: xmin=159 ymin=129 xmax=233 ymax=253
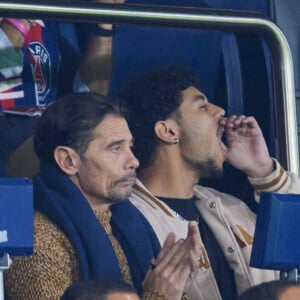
xmin=74 ymin=115 xmax=139 ymax=207
xmin=176 ymin=86 xmax=226 ymax=178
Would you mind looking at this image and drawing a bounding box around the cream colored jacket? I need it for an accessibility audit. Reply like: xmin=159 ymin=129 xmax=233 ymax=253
xmin=129 ymin=160 xmax=300 ymax=300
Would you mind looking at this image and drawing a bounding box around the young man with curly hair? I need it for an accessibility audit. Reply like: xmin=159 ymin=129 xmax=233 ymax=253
xmin=119 ymin=66 xmax=300 ymax=300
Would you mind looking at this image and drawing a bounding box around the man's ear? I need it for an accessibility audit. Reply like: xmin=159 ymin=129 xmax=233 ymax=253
xmin=54 ymin=146 xmax=79 ymax=175
xmin=154 ymin=120 xmax=179 ymax=144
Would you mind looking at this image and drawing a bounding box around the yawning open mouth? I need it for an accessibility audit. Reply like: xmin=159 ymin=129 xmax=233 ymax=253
xmin=217 ymin=125 xmax=225 ymax=139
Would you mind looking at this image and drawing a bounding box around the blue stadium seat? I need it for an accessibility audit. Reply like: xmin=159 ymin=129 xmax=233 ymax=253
xmin=0 ymin=178 xmax=33 ymax=256
xmin=251 ymin=192 xmax=300 ymax=270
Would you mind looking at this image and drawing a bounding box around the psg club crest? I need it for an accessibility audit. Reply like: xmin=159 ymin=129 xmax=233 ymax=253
xmin=29 ymin=41 xmax=51 ymax=106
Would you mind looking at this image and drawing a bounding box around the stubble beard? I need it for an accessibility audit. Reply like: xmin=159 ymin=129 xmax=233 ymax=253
xmin=101 ymin=187 xmax=133 ymax=204
xmin=197 ymin=158 xmax=224 ymax=180
xmin=110 ymin=187 xmax=133 ymax=203
xmin=101 ymin=174 xmax=136 ymax=204
xmin=179 ymin=124 xmax=223 ymax=180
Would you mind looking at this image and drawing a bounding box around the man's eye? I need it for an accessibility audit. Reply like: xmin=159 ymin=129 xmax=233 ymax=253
xmin=200 ymin=105 xmax=207 ymax=111
xmin=112 ymin=146 xmax=122 ymax=153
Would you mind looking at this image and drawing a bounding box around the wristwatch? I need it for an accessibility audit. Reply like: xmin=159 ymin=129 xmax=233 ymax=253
xmin=90 ymin=24 xmax=117 ymax=37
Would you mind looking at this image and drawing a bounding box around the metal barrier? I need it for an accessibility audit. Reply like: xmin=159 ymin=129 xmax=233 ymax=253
xmin=0 ymin=0 xmax=298 ymax=174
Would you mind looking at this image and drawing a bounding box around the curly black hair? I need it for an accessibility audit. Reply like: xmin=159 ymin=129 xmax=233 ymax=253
xmin=119 ymin=65 xmax=199 ymax=169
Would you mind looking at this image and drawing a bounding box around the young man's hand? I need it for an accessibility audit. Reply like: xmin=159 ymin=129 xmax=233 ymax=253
xmin=219 ymin=115 xmax=274 ymax=178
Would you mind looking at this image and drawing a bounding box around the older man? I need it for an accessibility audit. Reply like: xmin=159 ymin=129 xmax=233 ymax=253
xmin=119 ymin=66 xmax=300 ymax=300
xmin=4 ymin=92 xmax=200 ymax=299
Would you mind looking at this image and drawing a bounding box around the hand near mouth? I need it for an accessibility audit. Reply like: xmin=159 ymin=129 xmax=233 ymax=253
xmin=219 ymin=115 xmax=274 ymax=178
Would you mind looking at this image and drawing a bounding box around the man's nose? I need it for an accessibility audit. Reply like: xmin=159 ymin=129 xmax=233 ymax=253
xmin=210 ymin=103 xmax=225 ymax=118
xmin=126 ymin=149 xmax=140 ymax=170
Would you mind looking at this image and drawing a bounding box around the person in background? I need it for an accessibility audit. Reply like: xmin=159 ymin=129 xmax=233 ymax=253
xmin=118 ymin=65 xmax=300 ymax=300
xmin=237 ymin=280 xmax=300 ymax=300
xmin=4 ymin=92 xmax=200 ymax=300
xmin=61 ymin=279 xmax=140 ymax=300
xmin=0 ymin=17 xmax=79 ymax=176
xmin=1 ymin=0 xmax=123 ymax=177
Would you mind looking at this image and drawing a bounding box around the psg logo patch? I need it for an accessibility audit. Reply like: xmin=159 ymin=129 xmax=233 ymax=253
xmin=29 ymin=41 xmax=52 ymax=106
